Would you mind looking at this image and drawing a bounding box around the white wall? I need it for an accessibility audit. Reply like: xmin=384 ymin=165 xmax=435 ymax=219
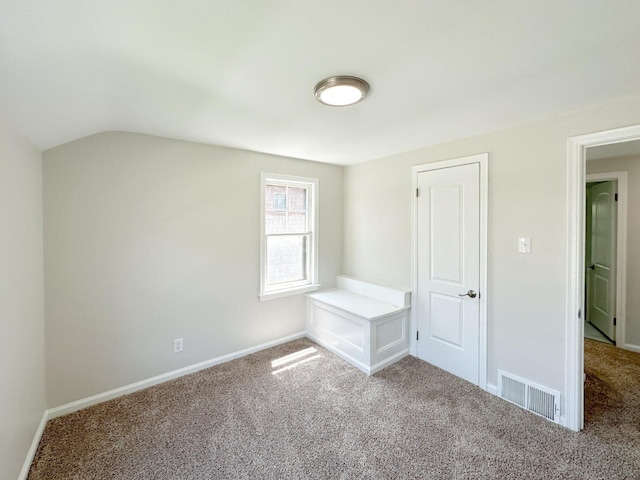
xmin=343 ymin=94 xmax=640 ymax=408
xmin=0 ymin=114 xmax=45 ymax=480
xmin=587 ymin=155 xmax=640 ymax=348
xmin=44 ymin=132 xmax=343 ymax=407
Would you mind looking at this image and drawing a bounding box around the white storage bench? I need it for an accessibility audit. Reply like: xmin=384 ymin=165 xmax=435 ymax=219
xmin=306 ymin=276 xmax=411 ymax=375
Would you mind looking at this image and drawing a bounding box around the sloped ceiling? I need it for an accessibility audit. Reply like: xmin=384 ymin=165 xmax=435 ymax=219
xmin=1 ymin=1 xmax=640 ymax=165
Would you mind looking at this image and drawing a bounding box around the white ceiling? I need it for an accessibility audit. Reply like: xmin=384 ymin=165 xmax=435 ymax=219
xmin=587 ymin=139 xmax=640 ymax=161
xmin=1 ymin=1 xmax=640 ymax=165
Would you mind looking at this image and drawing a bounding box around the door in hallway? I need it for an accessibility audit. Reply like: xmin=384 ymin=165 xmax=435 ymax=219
xmin=586 ymin=180 xmax=617 ymax=342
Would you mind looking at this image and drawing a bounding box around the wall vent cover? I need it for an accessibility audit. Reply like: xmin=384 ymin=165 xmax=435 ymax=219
xmin=497 ymin=370 xmax=560 ymax=424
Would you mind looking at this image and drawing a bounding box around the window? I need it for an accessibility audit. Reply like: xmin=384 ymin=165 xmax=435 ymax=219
xmin=260 ymin=173 xmax=319 ymax=300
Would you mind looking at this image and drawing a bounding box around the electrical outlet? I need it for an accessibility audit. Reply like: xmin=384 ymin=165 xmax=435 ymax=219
xmin=518 ymin=237 xmax=531 ymax=254
xmin=173 ymin=338 xmax=183 ymax=353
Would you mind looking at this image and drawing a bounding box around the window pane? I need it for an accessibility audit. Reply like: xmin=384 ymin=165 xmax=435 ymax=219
xmin=288 ymin=187 xmax=307 ymax=211
xmin=265 ymin=185 xmax=286 ymax=210
xmin=274 ymin=193 xmax=287 ymax=211
xmin=266 ymin=235 xmax=307 ymax=286
xmin=265 ymin=210 xmax=286 ymax=234
xmin=287 ymin=212 xmax=307 ymax=233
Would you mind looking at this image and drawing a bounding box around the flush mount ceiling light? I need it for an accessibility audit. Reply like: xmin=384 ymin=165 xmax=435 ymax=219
xmin=314 ymin=75 xmax=369 ymax=107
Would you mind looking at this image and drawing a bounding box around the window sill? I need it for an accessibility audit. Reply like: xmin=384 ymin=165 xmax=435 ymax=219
xmin=259 ymin=284 xmax=321 ymax=302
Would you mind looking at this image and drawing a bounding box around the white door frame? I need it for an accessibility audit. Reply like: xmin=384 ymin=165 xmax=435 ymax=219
xmin=585 ymin=172 xmax=628 ymax=347
xmin=566 ymin=124 xmax=640 ymax=432
xmin=411 ymin=153 xmax=489 ymax=391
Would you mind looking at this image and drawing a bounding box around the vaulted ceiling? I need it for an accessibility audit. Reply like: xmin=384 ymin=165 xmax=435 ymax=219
xmin=1 ymin=1 xmax=640 ymax=165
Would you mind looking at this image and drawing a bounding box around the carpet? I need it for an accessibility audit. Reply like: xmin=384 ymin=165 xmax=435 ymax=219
xmin=28 ymin=338 xmax=640 ymax=479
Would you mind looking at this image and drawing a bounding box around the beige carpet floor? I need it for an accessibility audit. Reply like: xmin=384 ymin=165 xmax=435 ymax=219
xmin=28 ymin=338 xmax=640 ymax=479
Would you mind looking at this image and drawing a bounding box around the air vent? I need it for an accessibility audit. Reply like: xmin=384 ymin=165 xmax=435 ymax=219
xmin=498 ymin=370 xmax=560 ymax=423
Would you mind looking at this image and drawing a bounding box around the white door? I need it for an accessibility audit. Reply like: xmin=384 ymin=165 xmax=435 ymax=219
xmin=586 ymin=181 xmax=617 ymax=341
xmin=416 ymin=162 xmax=480 ymax=385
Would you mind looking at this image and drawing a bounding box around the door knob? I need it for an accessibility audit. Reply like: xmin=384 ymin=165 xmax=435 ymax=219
xmin=458 ymin=290 xmax=477 ymax=298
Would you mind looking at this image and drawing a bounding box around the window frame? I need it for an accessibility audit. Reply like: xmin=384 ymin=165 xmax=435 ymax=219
xmin=259 ymin=173 xmax=319 ymax=301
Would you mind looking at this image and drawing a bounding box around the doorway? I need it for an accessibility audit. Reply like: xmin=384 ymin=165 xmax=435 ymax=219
xmin=411 ymin=153 xmax=488 ymax=390
xmin=566 ymin=125 xmax=640 ymax=431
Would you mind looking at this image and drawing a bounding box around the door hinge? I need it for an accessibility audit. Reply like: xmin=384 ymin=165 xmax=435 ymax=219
xmin=578 ymin=309 xmax=582 ymax=319
xmin=614 ymin=317 xmax=617 ymax=326
xmin=416 ymin=188 xmax=419 ymax=197
xmin=615 ymin=193 xmax=618 ymax=202
xmin=416 ymin=331 xmax=419 ymax=341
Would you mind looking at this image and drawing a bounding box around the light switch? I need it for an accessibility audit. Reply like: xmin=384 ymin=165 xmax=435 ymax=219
xmin=518 ymin=237 xmax=531 ymax=254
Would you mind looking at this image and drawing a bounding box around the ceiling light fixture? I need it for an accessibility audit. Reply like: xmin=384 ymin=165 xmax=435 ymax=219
xmin=314 ymin=75 xmax=369 ymax=107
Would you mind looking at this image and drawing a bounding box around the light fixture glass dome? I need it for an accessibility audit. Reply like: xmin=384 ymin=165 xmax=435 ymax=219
xmin=314 ymin=76 xmax=369 ymax=107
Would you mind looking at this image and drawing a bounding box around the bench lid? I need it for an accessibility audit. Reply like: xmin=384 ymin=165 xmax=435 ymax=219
xmin=307 ymin=289 xmax=407 ymax=320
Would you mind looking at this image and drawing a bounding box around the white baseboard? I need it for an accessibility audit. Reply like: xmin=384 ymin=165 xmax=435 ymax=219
xmin=47 ymin=331 xmax=306 ymax=420
xmin=21 ymin=331 xmax=306 ymax=477
xmin=486 ymin=383 xmax=497 ymax=396
xmin=624 ymin=343 xmax=640 ymax=353
xmin=18 ymin=411 xmax=48 ymax=480
xmin=21 ymin=331 xmax=307 ymax=476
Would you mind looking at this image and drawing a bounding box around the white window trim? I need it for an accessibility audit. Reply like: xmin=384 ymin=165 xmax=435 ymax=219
xmin=259 ymin=173 xmax=320 ymax=301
